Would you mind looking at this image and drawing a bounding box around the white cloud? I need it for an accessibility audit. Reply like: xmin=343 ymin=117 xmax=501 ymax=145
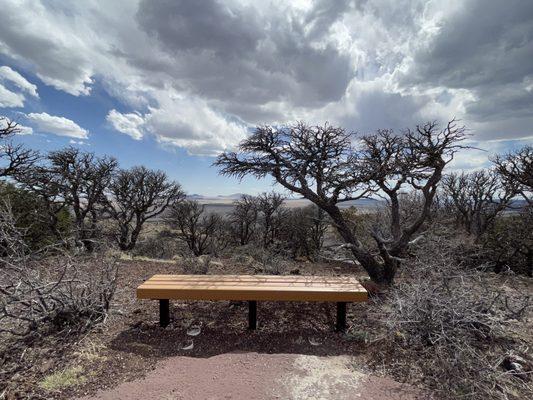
xmin=0 ymin=66 xmax=38 ymax=97
xmin=16 ymin=124 xmax=33 ymax=135
xmin=69 ymin=139 xmax=88 ymax=145
xmin=108 ymin=95 xmax=249 ymax=156
xmin=0 ymin=1 xmax=93 ymax=95
xmin=106 ymin=109 xmax=145 ymax=140
xmin=26 ymin=112 xmax=88 ymax=139
xmin=0 ymin=84 xmax=25 ymax=107
xmin=145 ymin=95 xmax=249 ymax=156
xmin=0 ymin=66 xmax=38 ymax=108
xmin=0 ymin=117 xmax=33 ymax=135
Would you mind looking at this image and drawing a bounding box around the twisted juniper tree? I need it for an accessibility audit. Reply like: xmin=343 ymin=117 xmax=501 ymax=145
xmin=256 ymin=192 xmax=285 ymax=248
xmin=43 ymin=148 xmax=117 ymax=251
xmin=442 ymin=170 xmax=516 ymax=237
xmin=230 ymin=195 xmax=258 ymax=246
xmin=215 ymin=120 xmax=466 ymax=284
xmin=166 ymin=200 xmax=222 ymax=256
xmin=0 ymin=117 xmax=38 ymax=178
xmin=492 ymin=145 xmax=532 ymax=205
xmin=106 ymin=166 xmax=184 ymax=250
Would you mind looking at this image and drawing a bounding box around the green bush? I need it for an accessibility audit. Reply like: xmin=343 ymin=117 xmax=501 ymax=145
xmin=0 ymin=182 xmax=71 ymax=250
xmin=481 ymin=209 xmax=532 ymax=277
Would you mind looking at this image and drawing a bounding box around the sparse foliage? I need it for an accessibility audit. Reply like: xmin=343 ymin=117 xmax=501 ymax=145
xmin=40 ymin=147 xmax=117 ymax=251
xmin=216 ymin=120 xmax=467 ymax=284
xmin=0 ymin=182 xmax=71 ymax=250
xmin=0 ymin=117 xmax=38 ymax=178
xmin=492 ymin=145 xmax=532 ymax=205
xmin=481 ymin=208 xmax=533 ymax=277
xmin=279 ymin=205 xmax=328 ymax=260
xmin=106 ymin=166 xmax=184 ymax=250
xmin=376 ymin=233 xmax=532 ymax=399
xmin=229 ymin=195 xmax=258 ymax=245
xmin=166 ymin=200 xmax=222 ymax=256
xmin=442 ymin=170 xmax=516 ymax=237
xmin=256 ymin=192 xmax=285 ymax=248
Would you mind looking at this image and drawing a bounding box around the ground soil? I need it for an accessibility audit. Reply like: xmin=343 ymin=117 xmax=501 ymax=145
xmin=79 ymin=353 xmax=425 ymax=400
xmin=7 ymin=253 xmax=532 ymax=399
xmin=1 ymin=257 xmax=433 ymax=399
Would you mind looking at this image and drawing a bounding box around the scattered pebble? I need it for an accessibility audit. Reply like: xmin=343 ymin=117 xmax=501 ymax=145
xmin=180 ymin=340 xmax=194 ymax=350
xmin=187 ymin=325 xmax=201 ymax=336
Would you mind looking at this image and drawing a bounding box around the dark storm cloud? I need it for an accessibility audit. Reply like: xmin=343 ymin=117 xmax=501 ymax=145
xmin=137 ymin=0 xmax=264 ymax=58
xmin=1 ymin=0 xmax=531 ymax=156
xmin=403 ymin=0 xmax=533 ymax=121
xmin=303 ymin=0 xmax=353 ymax=40
xmin=135 ymin=0 xmax=354 ymax=116
xmin=339 ymin=88 xmax=431 ymax=134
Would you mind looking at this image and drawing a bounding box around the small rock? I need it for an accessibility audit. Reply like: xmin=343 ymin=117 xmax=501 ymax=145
xmin=501 ymin=353 xmax=531 ymax=381
xmin=39 ymin=360 xmax=54 ymax=374
xmin=210 ymin=261 xmax=224 ymax=268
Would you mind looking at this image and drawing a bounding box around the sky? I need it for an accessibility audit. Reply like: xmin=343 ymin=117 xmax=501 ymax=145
xmin=0 ymin=0 xmax=532 ymax=196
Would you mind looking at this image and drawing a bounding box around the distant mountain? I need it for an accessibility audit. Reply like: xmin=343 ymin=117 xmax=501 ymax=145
xmin=216 ymin=193 xmax=246 ymax=200
xmin=186 ymin=193 xmax=246 ymax=200
xmin=186 ymin=194 xmax=205 ymax=200
xmin=186 ymin=193 xmax=383 ymax=208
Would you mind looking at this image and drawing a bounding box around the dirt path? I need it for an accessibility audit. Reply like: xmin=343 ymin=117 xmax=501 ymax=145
xmin=80 ymin=352 xmax=425 ymax=400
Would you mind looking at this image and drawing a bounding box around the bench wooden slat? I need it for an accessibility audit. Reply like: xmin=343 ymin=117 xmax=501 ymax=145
xmin=136 ymin=274 xmax=367 ymax=302
xmin=147 ymin=274 xmax=360 ymax=283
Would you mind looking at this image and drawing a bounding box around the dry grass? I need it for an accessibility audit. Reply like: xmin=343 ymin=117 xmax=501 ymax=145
xmin=39 ymin=366 xmax=87 ymax=391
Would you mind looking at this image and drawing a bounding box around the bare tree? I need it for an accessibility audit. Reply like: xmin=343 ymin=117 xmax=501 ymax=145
xmin=0 ymin=117 xmax=38 ymax=178
xmin=492 ymin=145 xmax=532 ymax=205
xmin=14 ymin=164 xmax=70 ymax=240
xmin=256 ymin=192 xmax=285 ymax=248
xmin=42 ymin=148 xmax=117 ymax=251
xmin=215 ymin=120 xmax=466 ymax=284
xmin=230 ymin=194 xmax=258 ymax=245
xmin=308 ymin=205 xmax=329 ymax=256
xmin=106 ymin=166 xmax=184 ymax=251
xmin=442 ymin=170 xmax=516 ymax=237
xmin=166 ymin=199 xmax=221 ymax=256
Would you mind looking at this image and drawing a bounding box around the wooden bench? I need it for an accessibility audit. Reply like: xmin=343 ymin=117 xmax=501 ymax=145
xmin=136 ymin=274 xmax=368 ymax=332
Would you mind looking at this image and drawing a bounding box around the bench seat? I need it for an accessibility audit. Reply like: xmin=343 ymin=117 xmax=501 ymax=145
xmin=136 ymin=274 xmax=368 ymax=331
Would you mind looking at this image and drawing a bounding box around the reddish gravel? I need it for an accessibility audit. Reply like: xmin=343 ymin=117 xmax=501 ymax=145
xmin=79 ymin=352 xmax=427 ymax=400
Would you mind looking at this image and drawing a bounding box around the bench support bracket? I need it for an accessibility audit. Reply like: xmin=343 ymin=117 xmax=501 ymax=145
xmin=336 ymin=302 xmax=347 ymax=332
xmin=160 ymin=299 xmax=170 ymax=327
xmin=248 ymin=301 xmax=257 ymax=330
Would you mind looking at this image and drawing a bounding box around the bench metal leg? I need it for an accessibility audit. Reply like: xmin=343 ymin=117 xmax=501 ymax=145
xmin=160 ymin=299 xmax=169 ymax=327
xmin=248 ymin=301 xmax=257 ymax=330
xmin=336 ymin=302 xmax=347 ymax=332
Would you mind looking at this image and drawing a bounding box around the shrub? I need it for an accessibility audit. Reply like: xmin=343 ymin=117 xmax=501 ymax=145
xmin=481 ymin=208 xmax=532 ymax=277
xmin=132 ymin=229 xmax=182 ymax=259
xmin=180 ymin=254 xmax=211 ymax=274
xmin=0 ymin=182 xmax=72 ymax=250
xmin=165 ymin=200 xmax=223 ymax=256
xmin=247 ymin=246 xmax=288 ymax=275
xmin=278 ymin=206 xmax=328 ymax=260
xmin=0 ymin=206 xmax=117 ymax=337
xmin=373 ymin=233 xmax=532 ymax=399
